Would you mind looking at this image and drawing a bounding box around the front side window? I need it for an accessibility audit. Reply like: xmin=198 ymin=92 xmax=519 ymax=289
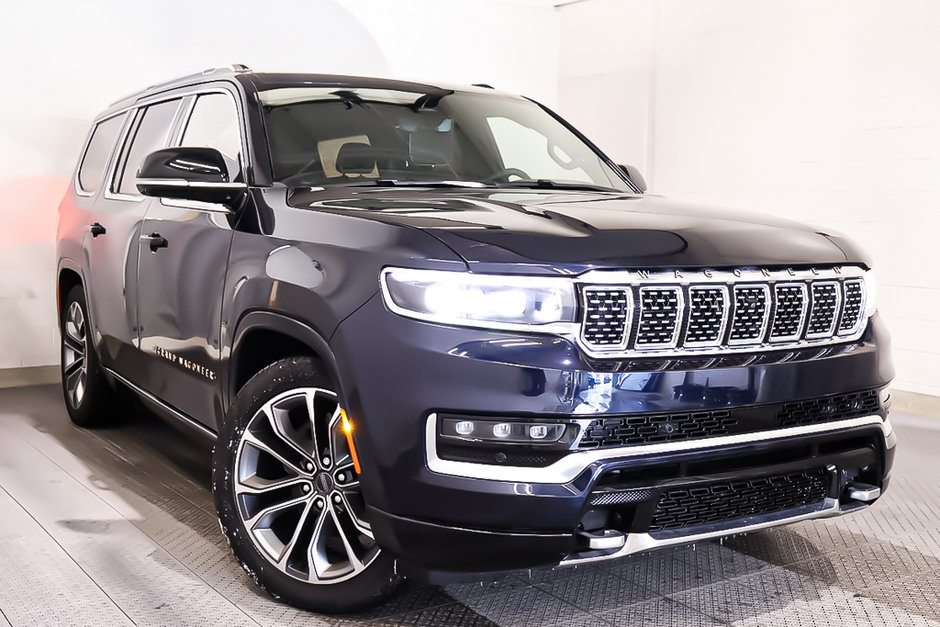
xmin=259 ymin=87 xmax=628 ymax=191
xmin=77 ymin=113 xmax=127 ymax=194
xmin=180 ymin=92 xmax=242 ymax=179
xmin=114 ymin=99 xmax=182 ymax=196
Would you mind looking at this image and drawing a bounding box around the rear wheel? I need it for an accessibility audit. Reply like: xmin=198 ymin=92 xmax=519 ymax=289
xmin=213 ymin=357 xmax=401 ymax=612
xmin=60 ymin=285 xmax=115 ymax=427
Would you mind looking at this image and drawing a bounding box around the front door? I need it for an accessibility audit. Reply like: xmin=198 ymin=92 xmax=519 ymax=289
xmin=134 ymin=91 xmax=244 ymax=429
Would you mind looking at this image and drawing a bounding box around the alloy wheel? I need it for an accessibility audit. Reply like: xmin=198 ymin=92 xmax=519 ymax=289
xmin=233 ymin=387 xmax=379 ymax=584
xmin=62 ymin=301 xmax=88 ymax=408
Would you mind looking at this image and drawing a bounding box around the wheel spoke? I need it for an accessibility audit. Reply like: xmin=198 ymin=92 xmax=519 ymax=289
xmin=307 ymin=505 xmax=334 ymax=581
xmin=276 ymin=499 xmax=315 ymax=566
xmin=328 ymin=500 xmax=366 ymax=574
xmin=63 ymin=353 xmax=84 ymax=376
xmin=265 ymin=396 xmax=319 ymax=466
xmin=244 ymin=492 xmax=309 ymax=530
xmin=235 ymin=473 xmax=306 ymax=496
xmin=241 ymin=430 xmax=308 ymax=476
xmin=334 ymin=491 xmax=373 ymax=537
xmin=65 ymin=364 xmax=85 ymax=406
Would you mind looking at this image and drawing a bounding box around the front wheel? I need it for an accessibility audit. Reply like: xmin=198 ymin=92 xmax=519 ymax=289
xmin=213 ymin=357 xmax=401 ymax=613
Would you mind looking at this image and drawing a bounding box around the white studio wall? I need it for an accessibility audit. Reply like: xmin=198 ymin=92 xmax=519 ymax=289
xmin=559 ymin=0 xmax=940 ymax=397
xmin=0 ymin=0 xmax=559 ymax=369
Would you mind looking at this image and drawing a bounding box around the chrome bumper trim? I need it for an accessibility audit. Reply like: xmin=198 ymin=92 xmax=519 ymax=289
xmin=426 ymin=413 xmax=892 ymax=484
xmin=561 ymin=498 xmax=846 ymax=567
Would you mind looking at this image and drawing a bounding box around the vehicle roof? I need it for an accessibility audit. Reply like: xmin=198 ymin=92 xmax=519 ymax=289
xmin=101 ymin=66 xmax=511 ymax=119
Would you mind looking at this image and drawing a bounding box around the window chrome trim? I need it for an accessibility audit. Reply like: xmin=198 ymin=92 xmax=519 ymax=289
xmin=74 ymin=111 xmax=131 ymax=198
xmin=425 ymin=413 xmax=890 ymax=484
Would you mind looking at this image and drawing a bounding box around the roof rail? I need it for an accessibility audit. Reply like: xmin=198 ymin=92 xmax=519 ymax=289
xmin=109 ymin=64 xmax=252 ymax=106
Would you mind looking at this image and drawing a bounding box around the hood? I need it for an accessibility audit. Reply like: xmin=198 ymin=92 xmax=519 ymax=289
xmin=286 ymin=187 xmax=869 ymax=271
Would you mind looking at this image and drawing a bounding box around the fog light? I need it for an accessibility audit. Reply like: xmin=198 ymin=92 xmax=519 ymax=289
xmin=529 ymin=425 xmax=548 ymax=439
xmin=439 ymin=417 xmax=572 ymax=446
xmin=492 ymin=423 xmax=512 ymax=438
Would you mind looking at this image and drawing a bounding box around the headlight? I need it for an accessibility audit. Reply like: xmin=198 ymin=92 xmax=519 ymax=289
xmin=863 ymin=270 xmax=878 ymax=317
xmin=380 ymin=267 xmax=577 ymax=330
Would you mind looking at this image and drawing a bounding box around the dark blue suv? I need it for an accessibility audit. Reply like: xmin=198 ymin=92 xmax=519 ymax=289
xmin=56 ymin=66 xmax=895 ymax=612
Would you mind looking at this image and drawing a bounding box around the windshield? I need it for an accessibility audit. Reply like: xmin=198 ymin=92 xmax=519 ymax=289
xmin=259 ymin=86 xmax=631 ymax=191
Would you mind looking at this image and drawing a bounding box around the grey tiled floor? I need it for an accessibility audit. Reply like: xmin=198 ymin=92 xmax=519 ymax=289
xmin=0 ymin=384 xmax=938 ymax=626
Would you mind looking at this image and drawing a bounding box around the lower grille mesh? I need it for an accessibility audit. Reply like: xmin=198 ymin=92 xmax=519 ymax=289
xmin=649 ymin=468 xmax=829 ymax=532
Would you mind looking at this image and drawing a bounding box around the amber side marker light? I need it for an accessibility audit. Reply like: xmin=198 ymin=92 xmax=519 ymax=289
xmin=340 ymin=409 xmax=362 ymax=475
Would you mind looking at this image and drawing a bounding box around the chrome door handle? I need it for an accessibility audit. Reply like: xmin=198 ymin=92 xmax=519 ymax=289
xmin=141 ymin=232 xmax=168 ymax=252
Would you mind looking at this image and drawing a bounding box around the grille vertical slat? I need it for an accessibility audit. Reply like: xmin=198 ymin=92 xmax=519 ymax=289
xmin=685 ymin=287 xmax=727 ymax=345
xmin=807 ymin=282 xmax=841 ymax=338
xmin=839 ymin=279 xmax=864 ymax=334
xmin=729 ymin=285 xmax=770 ymax=344
xmin=635 ymin=288 xmax=682 ymax=347
xmin=581 ymin=288 xmax=630 ymax=348
xmin=770 ymin=283 xmax=807 ymax=341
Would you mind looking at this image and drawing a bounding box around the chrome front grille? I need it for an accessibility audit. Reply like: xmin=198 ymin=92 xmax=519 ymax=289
xmin=578 ymin=267 xmax=867 ymax=357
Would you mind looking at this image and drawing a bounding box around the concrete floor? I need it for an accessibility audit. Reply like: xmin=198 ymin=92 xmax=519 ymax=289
xmin=0 ymin=385 xmax=938 ymax=626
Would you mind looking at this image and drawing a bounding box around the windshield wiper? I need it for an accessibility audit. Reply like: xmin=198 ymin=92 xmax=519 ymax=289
xmin=343 ymin=179 xmax=492 ymax=188
xmin=497 ymin=179 xmax=623 ymax=193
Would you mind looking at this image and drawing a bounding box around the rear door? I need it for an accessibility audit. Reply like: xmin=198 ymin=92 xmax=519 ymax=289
xmin=83 ymin=98 xmax=184 ymax=379
xmin=134 ymin=89 xmax=245 ymax=429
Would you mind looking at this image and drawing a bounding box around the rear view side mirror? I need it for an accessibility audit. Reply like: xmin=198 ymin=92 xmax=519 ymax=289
xmin=137 ymin=147 xmax=247 ymax=206
xmin=618 ymin=164 xmax=647 ymax=193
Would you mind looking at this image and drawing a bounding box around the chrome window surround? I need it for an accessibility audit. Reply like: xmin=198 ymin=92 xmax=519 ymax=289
xmin=769 ymin=282 xmax=809 ymax=342
xmin=574 ymin=266 xmax=869 ymax=359
xmin=425 ymin=412 xmax=891 ymax=484
xmin=74 ymin=111 xmax=131 ymax=198
xmin=579 ymin=286 xmax=632 ymax=351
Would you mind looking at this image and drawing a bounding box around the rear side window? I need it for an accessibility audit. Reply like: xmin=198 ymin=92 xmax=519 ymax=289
xmin=114 ymin=99 xmax=182 ymax=196
xmin=180 ymin=93 xmax=242 ymax=178
xmin=77 ymin=113 xmax=126 ymax=194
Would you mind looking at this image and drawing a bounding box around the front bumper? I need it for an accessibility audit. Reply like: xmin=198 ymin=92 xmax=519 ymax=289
xmin=330 ymin=295 xmax=895 ymax=577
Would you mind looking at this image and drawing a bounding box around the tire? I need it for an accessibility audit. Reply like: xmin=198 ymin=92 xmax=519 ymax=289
xmin=213 ymin=357 xmax=402 ymax=613
xmin=60 ymin=284 xmax=117 ymax=428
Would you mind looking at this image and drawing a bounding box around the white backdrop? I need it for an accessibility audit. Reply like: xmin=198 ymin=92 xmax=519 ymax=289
xmin=2 ymin=0 xmax=936 ymax=399
xmin=0 ymin=0 xmax=559 ymax=369
xmin=558 ymin=0 xmax=940 ymax=397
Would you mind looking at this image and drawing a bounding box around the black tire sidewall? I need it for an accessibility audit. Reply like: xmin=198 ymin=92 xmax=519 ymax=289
xmin=212 ymin=356 xmax=400 ymax=613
